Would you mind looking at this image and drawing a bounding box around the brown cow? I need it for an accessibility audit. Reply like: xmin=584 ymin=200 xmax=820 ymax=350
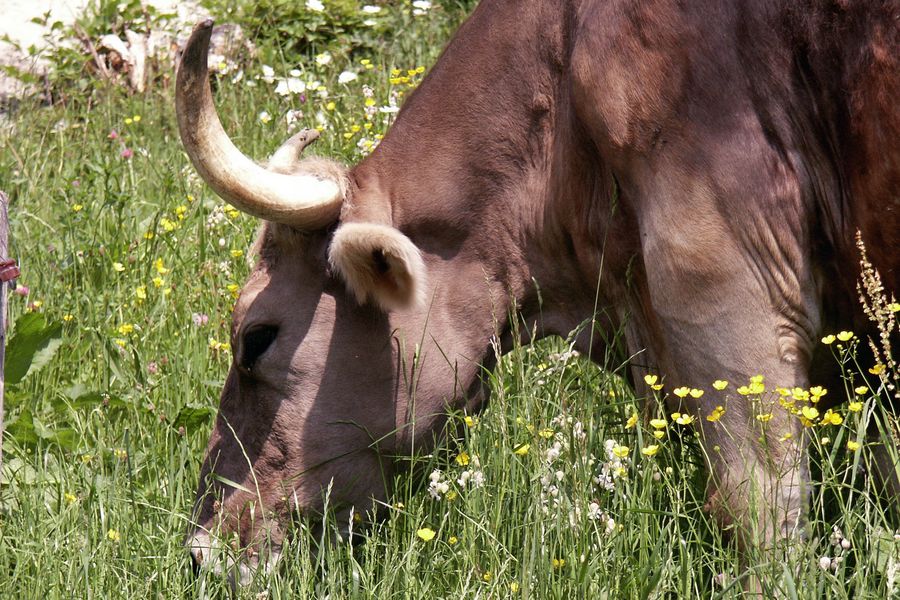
xmin=177 ymin=0 xmax=899 ymax=582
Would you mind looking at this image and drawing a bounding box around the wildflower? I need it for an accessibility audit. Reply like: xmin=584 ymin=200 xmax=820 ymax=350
xmin=147 ymin=361 xmax=158 ymax=375
xmin=888 ymin=302 xmax=900 ymax=313
xmin=154 ymin=258 xmax=169 ymax=275
xmin=114 ymin=448 xmax=128 ymax=460
xmin=870 ymin=364 xmax=885 ymax=375
xmin=552 ymin=558 xmax=566 ymax=569
xmin=707 ymin=405 xmax=725 ymax=422
xmin=847 ymin=401 xmax=863 ymax=412
xmin=427 ymin=469 xmax=449 ymax=499
xmin=611 ymin=444 xmax=629 ymax=459
xmin=649 ymin=418 xmax=667 ymax=430
xmin=847 ymin=440 xmax=861 ymax=451
xmin=338 ymin=71 xmax=358 ymax=84
xmin=756 ymin=413 xmax=773 ymax=423
xmin=63 ymin=314 xmax=73 ymax=322
xmin=275 ymin=78 xmax=306 ymax=96
xmin=362 ymin=5 xmax=381 ymax=13
xmin=821 ymin=334 xmax=836 ymax=345
xmin=801 ymin=406 xmax=819 ymax=421
xmin=809 ymin=386 xmax=827 ymax=402
xmin=673 ymin=386 xmax=690 ymax=398
xmin=818 ymin=556 xmax=831 ymax=571
xmin=641 ymin=445 xmax=659 ymax=457
xmin=81 ymin=454 xmax=93 ymax=464
xmin=836 ymin=331 xmax=854 ymax=342
xmin=174 ymin=205 xmax=187 ymax=220
xmin=258 ymin=111 xmax=272 ymax=124
xmin=117 ymin=323 xmax=134 ymax=335
xmin=464 ymin=415 xmax=476 ymax=427
xmin=412 ymin=0 xmax=432 ymax=15
xmin=509 ymin=582 xmax=520 ymax=593
xmin=108 ymin=129 xmax=119 ymax=140
xmin=644 ymin=374 xmax=658 ymax=386
xmin=107 ymin=529 xmax=120 ymax=542
xmin=114 ymin=339 xmax=126 ymax=348
xmin=672 ymin=412 xmax=694 ymax=426
xmin=72 ymin=203 xmax=83 ymax=212
xmin=112 ymin=262 xmax=125 ymax=272
xmin=737 ymin=386 xmax=751 ymax=395
xmin=689 ymin=388 xmax=704 ymax=399
xmin=779 ymin=432 xmax=793 ymax=442
xmin=152 ymin=276 xmax=164 ymax=288
xmin=514 ymin=443 xmax=530 ymax=456
xmin=13 ymin=285 xmax=29 ymax=297
xmin=448 ymin=536 xmax=458 ymax=545
xmin=820 ymin=409 xmax=843 ymax=426
xmin=652 ymin=430 xmax=665 ymax=439
xmin=625 ymin=413 xmax=639 ymax=429
xmin=712 ymin=380 xmax=728 ymax=390
xmin=315 ymin=52 xmax=333 ymax=66
xmin=455 ymin=451 xmax=470 ymax=466
xmin=538 ymin=428 xmax=554 ymax=439
xmin=306 ymin=0 xmax=324 ymax=11
xmin=854 ymin=386 xmax=868 ymax=395
xmin=64 ymin=492 xmax=77 ymax=504
xmin=135 ymin=286 xmax=146 ymax=301
xmin=121 ymin=148 xmax=133 ymax=159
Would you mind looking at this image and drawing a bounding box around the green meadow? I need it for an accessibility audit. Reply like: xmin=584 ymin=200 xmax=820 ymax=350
xmin=0 ymin=1 xmax=897 ymax=597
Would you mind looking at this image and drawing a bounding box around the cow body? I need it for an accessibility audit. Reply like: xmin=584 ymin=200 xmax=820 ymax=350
xmin=178 ymin=0 xmax=899 ymax=579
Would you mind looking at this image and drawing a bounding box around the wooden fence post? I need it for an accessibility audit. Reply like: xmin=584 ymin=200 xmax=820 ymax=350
xmin=0 ymin=191 xmax=7 ymax=472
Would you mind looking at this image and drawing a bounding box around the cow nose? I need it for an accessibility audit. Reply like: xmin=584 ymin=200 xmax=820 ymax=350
xmin=187 ymin=532 xmax=212 ymax=573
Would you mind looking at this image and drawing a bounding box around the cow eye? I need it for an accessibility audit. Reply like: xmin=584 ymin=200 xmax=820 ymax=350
xmin=240 ymin=325 xmax=278 ymax=372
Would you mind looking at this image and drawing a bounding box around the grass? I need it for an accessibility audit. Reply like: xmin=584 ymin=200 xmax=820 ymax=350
xmin=1 ymin=2 xmax=898 ymax=597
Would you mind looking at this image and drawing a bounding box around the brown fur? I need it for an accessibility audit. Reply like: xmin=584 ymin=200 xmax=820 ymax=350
xmin=184 ymin=0 xmax=900 ymax=577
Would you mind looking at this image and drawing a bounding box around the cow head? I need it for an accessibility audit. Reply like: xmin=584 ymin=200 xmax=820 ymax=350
xmin=176 ymin=18 xmax=586 ymax=581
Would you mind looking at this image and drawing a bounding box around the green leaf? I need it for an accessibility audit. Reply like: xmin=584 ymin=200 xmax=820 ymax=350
xmin=5 ymin=313 xmax=64 ymax=385
xmin=172 ymin=405 xmax=215 ymax=433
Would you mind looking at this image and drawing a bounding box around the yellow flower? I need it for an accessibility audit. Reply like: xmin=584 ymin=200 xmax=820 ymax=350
xmin=625 ymin=413 xmax=639 ymax=429
xmin=174 ymin=205 xmax=187 ymax=220
xmin=448 ymin=536 xmax=458 ymax=545
xmin=672 ymin=413 xmax=694 ymax=426
xmin=649 ymin=418 xmax=667 ymax=430
xmin=64 ymin=492 xmax=77 ymax=504
xmin=712 ymin=380 xmax=728 ymax=390
xmin=230 ymin=249 xmax=243 ymax=258
xmin=464 ymin=415 xmax=476 ymax=427
xmin=847 ymin=440 xmax=861 ymax=451
xmin=779 ymin=432 xmax=793 ymax=442
xmin=154 ymin=258 xmax=169 ymax=275
xmin=112 ymin=262 xmax=125 ymax=272
xmin=836 ymin=331 xmax=854 ymax=342
xmin=689 ymin=388 xmax=704 ymax=399
xmin=673 ymin=386 xmax=690 ymax=398
xmin=117 ymin=323 xmax=134 ymax=335
xmin=552 ymin=558 xmax=566 ymax=569
xmin=756 ymin=413 xmax=773 ymax=423
xmin=737 ymin=385 xmax=751 ymax=396
xmin=72 ymin=203 xmax=84 ymax=212
xmin=114 ymin=448 xmax=128 ymax=460
xmin=416 ymin=527 xmax=436 ymax=541
xmin=133 ymin=115 xmax=141 ymax=122
xmin=809 ymin=386 xmax=827 ymax=401
xmin=750 ymin=375 xmax=764 ymax=384
xmin=63 ymin=314 xmax=74 ymax=322
xmin=455 ymin=451 xmax=470 ymax=466
xmin=801 ymin=406 xmax=819 ymax=421
xmin=160 ymin=217 xmax=177 ymax=232
xmin=847 ymin=401 xmax=863 ymax=412
xmin=611 ymin=445 xmax=629 ymax=459
xmin=820 ymin=409 xmax=843 ymax=426
xmin=482 ymin=571 xmax=493 ymax=582
xmin=652 ymin=430 xmax=665 ymax=439
xmin=870 ymin=364 xmax=885 ymax=375
xmin=706 ymin=405 xmax=725 ymax=422
xmin=135 ymin=286 xmax=146 ymax=301
xmin=107 ymin=529 xmax=120 ymax=542
xmin=747 ymin=381 xmax=765 ymax=395
xmin=854 ymin=386 xmax=868 ymax=395
xmin=513 ymin=443 xmax=530 ymax=456
xmin=644 ymin=374 xmax=658 ymax=386
xmin=152 ymin=276 xmax=164 ymax=288
xmin=641 ymin=444 xmax=659 ymax=457
xmin=509 ymin=582 xmax=520 ymax=593
xmin=888 ymin=302 xmax=900 ymax=313
xmin=114 ymin=338 xmax=126 ymax=348
xmin=538 ymin=428 xmax=554 ymax=439
xmin=821 ymin=334 xmax=836 ymax=345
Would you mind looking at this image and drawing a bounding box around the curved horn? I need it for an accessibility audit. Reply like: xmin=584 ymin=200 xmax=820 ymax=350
xmin=176 ymin=20 xmax=343 ymax=228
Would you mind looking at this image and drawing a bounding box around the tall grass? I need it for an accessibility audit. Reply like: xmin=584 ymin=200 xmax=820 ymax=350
xmin=0 ymin=2 xmax=898 ymax=597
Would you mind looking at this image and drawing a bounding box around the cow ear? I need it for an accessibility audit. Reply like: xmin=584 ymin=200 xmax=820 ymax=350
xmin=329 ymin=222 xmax=426 ymax=311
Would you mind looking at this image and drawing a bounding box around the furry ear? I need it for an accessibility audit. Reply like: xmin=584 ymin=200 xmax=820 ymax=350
xmin=329 ymin=222 xmax=427 ymax=311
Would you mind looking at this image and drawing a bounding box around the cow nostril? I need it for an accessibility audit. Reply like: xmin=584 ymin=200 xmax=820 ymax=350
xmin=187 ymin=533 xmax=211 ymax=575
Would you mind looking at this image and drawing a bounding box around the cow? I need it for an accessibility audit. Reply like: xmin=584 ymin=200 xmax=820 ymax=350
xmin=177 ymin=0 xmax=899 ymax=583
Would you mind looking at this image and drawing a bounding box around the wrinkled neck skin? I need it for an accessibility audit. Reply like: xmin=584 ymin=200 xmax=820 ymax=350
xmin=346 ymin=0 xmax=632 ymax=393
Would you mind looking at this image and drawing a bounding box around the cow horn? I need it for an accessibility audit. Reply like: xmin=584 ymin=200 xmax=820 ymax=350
xmin=176 ymin=20 xmax=344 ymax=228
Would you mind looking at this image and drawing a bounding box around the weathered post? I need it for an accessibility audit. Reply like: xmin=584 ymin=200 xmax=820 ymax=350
xmin=0 ymin=191 xmax=9 ymax=471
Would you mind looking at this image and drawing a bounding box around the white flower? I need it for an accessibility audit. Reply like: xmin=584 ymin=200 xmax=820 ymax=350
xmin=338 ymin=71 xmax=358 ymax=84
xmin=363 ymin=19 xmax=377 ymax=26
xmin=605 ymin=517 xmax=616 ymax=534
xmin=362 ymin=4 xmax=381 ymax=13
xmin=285 ymin=109 xmax=304 ymax=130
xmin=818 ymin=556 xmax=832 ymax=571
xmin=258 ymin=111 xmax=272 ymax=124
xmin=412 ymin=0 xmax=432 ymax=15
xmin=289 ymin=69 xmax=302 ymax=77
xmin=315 ymin=52 xmax=332 ymax=66
xmin=261 ymin=64 xmax=275 ymax=83
xmin=306 ymin=0 xmax=324 ymax=12
xmin=275 ymin=78 xmax=306 ymax=96
xmin=587 ymin=502 xmax=602 ymax=520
